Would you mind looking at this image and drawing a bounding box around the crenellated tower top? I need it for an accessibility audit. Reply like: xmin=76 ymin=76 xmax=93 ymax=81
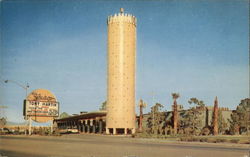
xmin=107 ymin=8 xmax=137 ymax=26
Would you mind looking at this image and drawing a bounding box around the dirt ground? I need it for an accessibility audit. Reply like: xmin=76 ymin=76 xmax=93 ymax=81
xmin=0 ymin=134 xmax=249 ymax=157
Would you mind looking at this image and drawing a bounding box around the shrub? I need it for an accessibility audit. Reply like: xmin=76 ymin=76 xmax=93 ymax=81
xmin=216 ymin=138 xmax=227 ymax=143
xmin=180 ymin=137 xmax=191 ymax=141
xmin=178 ymin=129 xmax=184 ymax=135
xmin=200 ymin=128 xmax=210 ymax=136
xmin=180 ymin=137 xmax=186 ymax=141
xmin=38 ymin=127 xmax=51 ymax=136
xmin=207 ymin=138 xmax=216 ymax=143
xmin=239 ymin=140 xmax=250 ymax=144
xmin=53 ymin=128 xmax=61 ymax=136
xmin=187 ymin=137 xmax=195 ymax=142
xmin=200 ymin=138 xmax=208 ymax=142
xmin=192 ymin=137 xmax=200 ymax=142
xmin=230 ymin=139 xmax=240 ymax=143
xmin=180 ymin=136 xmax=208 ymax=142
xmin=184 ymin=128 xmax=193 ymax=136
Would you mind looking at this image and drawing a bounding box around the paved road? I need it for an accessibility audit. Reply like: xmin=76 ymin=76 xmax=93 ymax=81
xmin=0 ymin=134 xmax=249 ymax=157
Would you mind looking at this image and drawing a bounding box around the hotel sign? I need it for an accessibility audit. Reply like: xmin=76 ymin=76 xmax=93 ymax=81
xmin=24 ymin=100 xmax=59 ymax=117
xmin=24 ymin=89 xmax=60 ymax=122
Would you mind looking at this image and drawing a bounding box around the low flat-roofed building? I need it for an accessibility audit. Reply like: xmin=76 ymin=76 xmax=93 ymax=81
xmin=55 ymin=111 xmax=107 ymax=134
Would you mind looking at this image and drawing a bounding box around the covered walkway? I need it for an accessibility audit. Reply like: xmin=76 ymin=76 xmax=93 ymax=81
xmin=55 ymin=111 xmax=107 ymax=134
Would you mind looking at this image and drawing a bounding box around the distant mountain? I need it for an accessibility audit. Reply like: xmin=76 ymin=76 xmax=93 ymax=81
xmin=6 ymin=121 xmax=54 ymax=127
xmin=6 ymin=121 xmax=26 ymax=126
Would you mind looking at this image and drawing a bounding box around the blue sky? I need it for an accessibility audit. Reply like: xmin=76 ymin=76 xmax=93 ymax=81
xmin=0 ymin=0 xmax=249 ymax=123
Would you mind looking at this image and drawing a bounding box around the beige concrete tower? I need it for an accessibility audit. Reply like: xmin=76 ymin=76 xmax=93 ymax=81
xmin=106 ymin=8 xmax=137 ymax=135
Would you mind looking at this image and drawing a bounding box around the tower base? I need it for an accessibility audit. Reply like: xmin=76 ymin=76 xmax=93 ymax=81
xmin=105 ymin=127 xmax=135 ymax=135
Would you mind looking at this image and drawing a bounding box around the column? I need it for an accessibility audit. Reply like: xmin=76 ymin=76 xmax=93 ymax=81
xmin=106 ymin=128 xmax=110 ymax=134
xmin=50 ymin=120 xmax=53 ymax=134
xmin=73 ymin=121 xmax=75 ymax=129
xmin=113 ymin=128 xmax=116 ymax=135
xmin=87 ymin=120 xmax=90 ymax=133
xmin=76 ymin=121 xmax=79 ymax=131
xmin=99 ymin=121 xmax=103 ymax=134
xmin=93 ymin=124 xmax=96 ymax=133
xmin=83 ymin=124 xmax=85 ymax=133
xmin=28 ymin=116 xmax=32 ymax=135
xmin=132 ymin=128 xmax=136 ymax=134
xmin=90 ymin=119 xmax=93 ymax=133
xmin=87 ymin=125 xmax=90 ymax=133
xmin=79 ymin=121 xmax=81 ymax=131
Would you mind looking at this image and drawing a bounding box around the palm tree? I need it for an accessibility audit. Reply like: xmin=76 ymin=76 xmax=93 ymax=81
xmin=99 ymin=101 xmax=107 ymax=111
xmin=188 ymin=97 xmax=205 ymax=108
xmin=172 ymin=93 xmax=180 ymax=134
xmin=172 ymin=93 xmax=180 ymax=105
xmin=138 ymin=99 xmax=147 ymax=132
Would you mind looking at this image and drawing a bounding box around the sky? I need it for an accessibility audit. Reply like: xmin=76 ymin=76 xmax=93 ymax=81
xmin=0 ymin=0 xmax=249 ymax=123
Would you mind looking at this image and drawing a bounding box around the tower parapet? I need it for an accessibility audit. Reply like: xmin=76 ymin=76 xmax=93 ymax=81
xmin=107 ymin=12 xmax=137 ymax=26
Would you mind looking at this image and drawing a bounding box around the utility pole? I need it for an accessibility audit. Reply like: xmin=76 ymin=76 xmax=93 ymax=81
xmin=28 ymin=116 xmax=32 ymax=135
xmin=51 ymin=119 xmax=54 ymax=134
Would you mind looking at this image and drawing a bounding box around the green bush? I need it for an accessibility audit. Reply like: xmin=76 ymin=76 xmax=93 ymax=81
xmin=200 ymin=138 xmax=208 ymax=142
xmin=216 ymin=138 xmax=227 ymax=143
xmin=239 ymin=140 xmax=250 ymax=144
xmin=180 ymin=137 xmax=185 ymax=141
xmin=192 ymin=137 xmax=200 ymax=142
xmin=200 ymin=128 xmax=210 ymax=136
xmin=53 ymin=129 xmax=61 ymax=136
xmin=180 ymin=137 xmax=191 ymax=141
xmin=207 ymin=138 xmax=216 ymax=143
xmin=230 ymin=139 xmax=240 ymax=143
xmin=180 ymin=136 xmax=201 ymax=142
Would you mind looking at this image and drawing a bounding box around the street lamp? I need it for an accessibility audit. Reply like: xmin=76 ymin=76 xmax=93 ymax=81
xmin=4 ymin=80 xmax=29 ymax=97
xmin=4 ymin=79 xmax=30 ymax=135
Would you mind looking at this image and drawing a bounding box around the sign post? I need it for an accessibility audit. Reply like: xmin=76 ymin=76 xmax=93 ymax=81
xmin=28 ymin=116 xmax=32 ymax=135
xmin=51 ymin=119 xmax=54 ymax=134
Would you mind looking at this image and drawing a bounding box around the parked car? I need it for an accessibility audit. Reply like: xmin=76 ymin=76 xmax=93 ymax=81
xmin=59 ymin=128 xmax=79 ymax=134
xmin=67 ymin=128 xmax=79 ymax=133
xmin=0 ymin=128 xmax=13 ymax=135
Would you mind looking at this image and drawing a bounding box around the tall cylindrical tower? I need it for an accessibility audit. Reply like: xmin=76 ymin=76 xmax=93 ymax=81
xmin=106 ymin=8 xmax=137 ymax=135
